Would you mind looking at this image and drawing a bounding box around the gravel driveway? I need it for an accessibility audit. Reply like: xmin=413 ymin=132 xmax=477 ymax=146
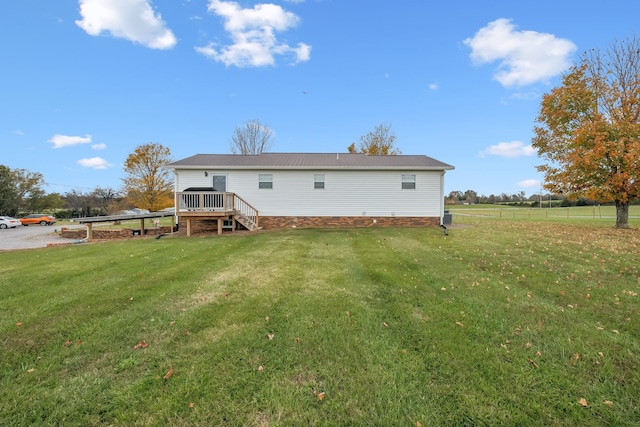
xmin=0 ymin=224 xmax=85 ymax=251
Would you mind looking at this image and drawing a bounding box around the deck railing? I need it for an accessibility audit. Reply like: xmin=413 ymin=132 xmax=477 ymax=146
xmin=176 ymin=191 xmax=233 ymax=212
xmin=175 ymin=191 xmax=259 ymax=229
xmin=232 ymin=193 xmax=259 ymax=229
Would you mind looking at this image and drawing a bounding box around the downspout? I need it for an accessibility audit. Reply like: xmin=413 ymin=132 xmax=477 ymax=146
xmin=440 ymin=171 xmax=445 ymax=225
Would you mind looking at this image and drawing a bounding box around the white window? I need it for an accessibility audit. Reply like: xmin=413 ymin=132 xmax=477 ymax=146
xmin=314 ymin=174 xmax=325 ymax=189
xmin=402 ymin=174 xmax=416 ymax=190
xmin=259 ymin=174 xmax=273 ymax=189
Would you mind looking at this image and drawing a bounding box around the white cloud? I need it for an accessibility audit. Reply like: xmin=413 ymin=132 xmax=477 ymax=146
xmin=76 ymin=0 xmax=177 ymax=50
xmin=479 ymin=141 xmax=537 ymax=158
xmin=92 ymin=143 xmax=107 ymax=150
xmin=464 ymin=18 xmax=576 ymax=87
xmin=13 ymin=130 xmax=24 ymax=136
xmin=518 ymin=179 xmax=541 ymax=189
xmin=196 ymin=0 xmax=311 ymax=67
xmin=77 ymin=157 xmax=113 ymax=169
xmin=49 ymin=134 xmax=92 ymax=148
xmin=429 ymin=83 xmax=439 ymax=91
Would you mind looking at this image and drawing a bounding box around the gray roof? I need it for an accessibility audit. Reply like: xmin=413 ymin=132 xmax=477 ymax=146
xmin=168 ymin=153 xmax=454 ymax=171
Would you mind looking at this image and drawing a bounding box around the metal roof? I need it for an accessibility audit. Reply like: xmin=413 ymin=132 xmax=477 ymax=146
xmin=168 ymin=153 xmax=454 ymax=171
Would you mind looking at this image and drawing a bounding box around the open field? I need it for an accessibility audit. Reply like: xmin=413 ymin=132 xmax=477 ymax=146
xmin=1 ymin=221 xmax=639 ymax=425
xmin=448 ymin=205 xmax=640 ymax=227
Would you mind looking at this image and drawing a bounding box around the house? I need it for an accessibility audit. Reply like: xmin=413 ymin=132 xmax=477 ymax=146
xmin=167 ymin=153 xmax=454 ymax=236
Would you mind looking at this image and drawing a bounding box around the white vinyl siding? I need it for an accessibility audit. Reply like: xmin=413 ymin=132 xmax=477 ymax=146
xmin=188 ymin=169 xmax=443 ymax=217
xmin=174 ymin=170 xmax=218 ymax=192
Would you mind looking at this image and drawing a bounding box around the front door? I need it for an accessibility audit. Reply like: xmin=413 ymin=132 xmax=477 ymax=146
xmin=212 ymin=175 xmax=227 ymax=192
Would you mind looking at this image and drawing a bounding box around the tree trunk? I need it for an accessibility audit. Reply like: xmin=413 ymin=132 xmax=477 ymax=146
xmin=615 ymin=200 xmax=629 ymax=228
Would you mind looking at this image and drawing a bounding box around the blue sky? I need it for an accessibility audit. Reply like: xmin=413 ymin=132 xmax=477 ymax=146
xmin=2 ymin=0 xmax=638 ymax=197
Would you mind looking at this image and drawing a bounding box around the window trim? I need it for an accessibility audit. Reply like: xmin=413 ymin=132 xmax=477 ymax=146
xmin=314 ymin=173 xmax=325 ymax=189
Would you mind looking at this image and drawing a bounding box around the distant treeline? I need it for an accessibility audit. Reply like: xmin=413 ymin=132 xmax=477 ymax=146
xmin=445 ymin=190 xmax=639 ymax=207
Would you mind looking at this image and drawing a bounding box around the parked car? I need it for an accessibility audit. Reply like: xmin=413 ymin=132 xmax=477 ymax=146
xmin=19 ymin=214 xmax=56 ymax=226
xmin=0 ymin=216 xmax=21 ymax=229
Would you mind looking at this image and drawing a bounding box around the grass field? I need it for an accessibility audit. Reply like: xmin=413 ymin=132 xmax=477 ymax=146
xmin=448 ymin=205 xmax=640 ymax=227
xmin=1 ymin=220 xmax=639 ymax=425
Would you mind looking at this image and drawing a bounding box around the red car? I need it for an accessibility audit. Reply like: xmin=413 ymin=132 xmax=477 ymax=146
xmin=19 ymin=214 xmax=56 ymax=226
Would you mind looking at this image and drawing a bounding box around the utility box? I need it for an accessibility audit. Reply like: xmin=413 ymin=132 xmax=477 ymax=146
xmin=443 ymin=210 xmax=452 ymax=225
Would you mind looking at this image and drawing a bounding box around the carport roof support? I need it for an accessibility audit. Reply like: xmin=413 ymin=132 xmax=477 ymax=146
xmin=75 ymin=212 xmax=176 ymax=240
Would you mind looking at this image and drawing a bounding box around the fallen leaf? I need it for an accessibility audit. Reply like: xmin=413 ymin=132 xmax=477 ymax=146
xmin=185 ymin=331 xmax=192 ymax=336
xmin=596 ymin=326 xmax=604 ymax=331
xmin=294 ymin=337 xmax=301 ymax=343
xmin=265 ymin=316 xmax=269 ymax=321
xmin=598 ymin=352 xmax=604 ymax=358
xmin=416 ymin=423 xmax=422 ymax=427
xmin=257 ymin=365 xmax=264 ymax=371
xmin=578 ymin=398 xmax=588 ymax=407
xmin=317 ymin=392 xmax=325 ymax=401
xmin=528 ymin=358 xmax=539 ymax=368
xmin=64 ymin=340 xmax=72 ymax=347
xmin=345 ymin=311 xmax=350 ymax=317
xmin=383 ymin=322 xmax=389 ymax=327
xmin=170 ymin=321 xmax=176 ymax=325
xmin=133 ymin=341 xmax=149 ymax=350
xmin=163 ymin=367 xmax=174 ymax=380
xmin=76 ymin=340 xmax=82 ymax=346
xmin=612 ymin=330 xmax=619 ymax=334
xmin=455 ymin=321 xmax=464 ymax=327
xmin=27 ymin=368 xmax=35 ymax=373
xmin=603 ymin=400 xmax=613 ymax=407
xmin=16 ymin=322 xmax=22 ymax=327
xmin=441 ymin=287 xmax=446 ymax=291
xmin=188 ymin=402 xmax=195 ymax=409
xmin=267 ymin=333 xmax=275 ymax=340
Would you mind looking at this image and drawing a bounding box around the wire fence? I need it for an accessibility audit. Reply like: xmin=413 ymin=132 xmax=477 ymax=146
xmin=448 ymin=206 xmax=640 ymax=224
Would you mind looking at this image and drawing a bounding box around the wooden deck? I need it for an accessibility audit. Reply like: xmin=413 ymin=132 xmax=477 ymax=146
xmin=175 ymin=191 xmax=259 ymax=235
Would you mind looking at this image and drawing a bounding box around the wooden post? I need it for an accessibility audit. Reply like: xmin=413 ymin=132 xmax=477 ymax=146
xmin=217 ymin=218 xmax=222 ymax=235
xmin=86 ymin=223 xmax=93 ymax=240
xmin=187 ymin=218 xmax=192 ymax=237
xmin=171 ymin=215 xmax=175 ymax=234
xmin=140 ymin=218 xmax=145 ymax=236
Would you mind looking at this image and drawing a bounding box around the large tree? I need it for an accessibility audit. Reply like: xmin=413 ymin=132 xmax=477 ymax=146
xmin=533 ymin=37 xmax=640 ymax=228
xmin=348 ymin=123 xmax=401 ymax=155
xmin=122 ymin=143 xmax=174 ymax=211
xmin=229 ymin=119 xmax=274 ymax=155
xmin=0 ymin=165 xmax=46 ymax=215
xmin=0 ymin=165 xmax=20 ymax=216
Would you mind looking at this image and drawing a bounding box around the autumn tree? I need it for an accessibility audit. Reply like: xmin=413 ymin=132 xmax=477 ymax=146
xmin=533 ymin=37 xmax=640 ymax=228
xmin=230 ymin=119 xmax=274 ymax=155
xmin=122 ymin=143 xmax=174 ymax=211
xmin=348 ymin=123 xmax=401 ymax=155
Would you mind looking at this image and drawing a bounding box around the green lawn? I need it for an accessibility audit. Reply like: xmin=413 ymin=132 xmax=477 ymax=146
xmin=1 ymin=221 xmax=639 ymax=425
xmin=448 ymin=205 xmax=640 ymax=227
